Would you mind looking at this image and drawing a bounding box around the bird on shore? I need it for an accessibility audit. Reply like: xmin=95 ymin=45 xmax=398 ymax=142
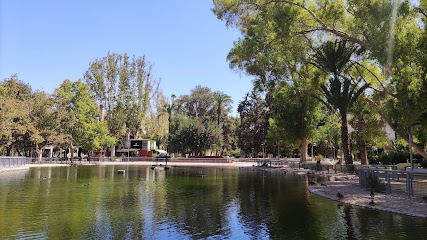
xmin=83 ymin=183 xmax=90 ymax=187
xmin=337 ymin=192 xmax=344 ymax=199
xmin=369 ymin=200 xmax=376 ymax=206
xmin=321 ymin=183 xmax=327 ymax=186
xmin=423 ymin=196 xmax=427 ymax=203
xmin=308 ymin=181 xmax=316 ymax=186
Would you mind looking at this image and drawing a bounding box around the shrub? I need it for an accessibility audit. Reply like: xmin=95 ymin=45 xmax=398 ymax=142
xmin=314 ymin=155 xmax=323 ymax=163
xmin=414 ymin=153 xmax=427 ymax=168
xmin=368 ymin=154 xmax=380 ymax=164
xmin=375 ymin=151 xmax=409 ymax=165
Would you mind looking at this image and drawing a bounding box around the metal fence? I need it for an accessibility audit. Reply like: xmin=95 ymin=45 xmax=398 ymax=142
xmin=286 ymin=161 xmax=357 ymax=173
xmin=23 ymin=156 xmax=234 ymax=164
xmin=359 ymin=167 xmax=427 ymax=198
xmin=255 ymin=159 xmax=285 ymax=167
xmin=26 ymin=157 xmax=77 ymax=164
xmin=0 ymin=157 xmax=26 ymax=168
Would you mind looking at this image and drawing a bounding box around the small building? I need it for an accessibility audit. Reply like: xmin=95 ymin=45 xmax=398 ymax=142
xmin=124 ymin=139 xmax=157 ymax=157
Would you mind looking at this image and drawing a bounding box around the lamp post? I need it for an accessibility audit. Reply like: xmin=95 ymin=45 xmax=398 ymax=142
xmin=409 ymin=121 xmax=421 ymax=171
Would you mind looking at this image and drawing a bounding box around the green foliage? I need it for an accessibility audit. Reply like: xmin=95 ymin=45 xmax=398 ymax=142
xmin=0 ymin=75 xmax=33 ymax=155
xmin=237 ymin=89 xmax=269 ymax=157
xmin=349 ymin=98 xmax=387 ymax=147
xmin=418 ymin=156 xmax=427 ymax=168
xmin=221 ymin=116 xmax=239 ymax=156
xmin=314 ymin=155 xmax=324 ymax=163
xmin=378 ymin=151 xmax=409 ymax=165
xmin=168 ymin=86 xmax=236 ymax=155
xmin=168 ymin=114 xmax=221 ymax=155
xmin=367 ymin=146 xmax=423 ymax=165
xmin=176 ymin=85 xmax=231 ymax=124
xmin=84 ymin=52 xmax=158 ymax=144
xmin=270 ymin=81 xmax=322 ymax=149
xmin=158 ymin=101 xmax=177 ymax=135
xmin=54 ymin=79 xmax=116 ymax=152
xmin=313 ymin=40 xmax=370 ymax=164
xmin=213 ymin=0 xmax=427 ymax=159
xmin=214 ymin=92 xmax=233 ymax=125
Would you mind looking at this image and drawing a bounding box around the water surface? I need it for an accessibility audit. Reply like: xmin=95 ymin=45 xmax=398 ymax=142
xmin=0 ymin=165 xmax=426 ymax=239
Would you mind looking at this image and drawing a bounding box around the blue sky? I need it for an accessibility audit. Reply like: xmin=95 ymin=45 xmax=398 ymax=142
xmin=0 ymin=0 xmax=253 ymax=115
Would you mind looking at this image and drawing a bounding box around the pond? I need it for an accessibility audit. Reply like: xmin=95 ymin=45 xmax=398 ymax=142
xmin=0 ymin=165 xmax=426 ymax=239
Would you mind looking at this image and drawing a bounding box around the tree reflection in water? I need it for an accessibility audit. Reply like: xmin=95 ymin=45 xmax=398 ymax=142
xmin=0 ymin=165 xmax=426 ymax=239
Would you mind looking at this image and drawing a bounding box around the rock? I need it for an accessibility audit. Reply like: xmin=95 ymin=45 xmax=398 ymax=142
xmin=423 ymin=196 xmax=427 ymax=203
xmin=308 ymin=181 xmax=316 ymax=186
xmin=321 ymin=183 xmax=327 ymax=186
xmin=337 ymin=192 xmax=344 ymax=199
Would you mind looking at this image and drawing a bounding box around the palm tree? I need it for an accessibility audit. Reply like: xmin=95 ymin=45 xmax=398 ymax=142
xmin=159 ymin=102 xmax=175 ymax=135
xmin=214 ymin=92 xmax=232 ymax=126
xmin=313 ymin=40 xmax=369 ymax=164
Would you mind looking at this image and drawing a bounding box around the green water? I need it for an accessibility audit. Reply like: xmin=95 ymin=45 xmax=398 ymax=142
xmin=0 ymin=165 xmax=426 ymax=239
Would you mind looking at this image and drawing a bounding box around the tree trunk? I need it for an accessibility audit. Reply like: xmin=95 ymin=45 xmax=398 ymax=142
xmin=6 ymin=146 xmax=11 ymax=156
xmin=69 ymin=142 xmax=74 ymax=163
xmin=359 ymin=138 xmax=368 ymax=165
xmin=111 ymin=145 xmax=116 ymax=157
xmin=217 ymin=107 xmax=221 ymax=126
xmin=36 ymin=145 xmax=42 ymax=163
xmin=340 ymin=114 xmax=353 ymax=164
xmin=16 ymin=148 xmax=22 ymax=156
xmin=327 ymin=140 xmax=333 ymax=159
xmin=301 ymin=137 xmax=308 ymax=162
xmin=168 ymin=115 xmax=171 ymax=134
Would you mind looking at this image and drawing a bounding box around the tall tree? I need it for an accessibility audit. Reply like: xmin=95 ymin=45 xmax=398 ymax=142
xmin=237 ymin=89 xmax=269 ymax=157
xmin=28 ymin=91 xmax=60 ymax=159
xmin=349 ymin=97 xmax=387 ymax=164
xmin=315 ymin=113 xmax=342 ymax=159
xmin=168 ymin=114 xmax=221 ymax=155
xmin=0 ymin=75 xmax=33 ymax=156
xmin=214 ymin=92 xmax=233 ymax=125
xmin=312 ymin=40 xmax=370 ymax=164
xmin=84 ymin=53 xmax=158 ymax=156
xmin=54 ymin=79 xmax=115 ymax=159
xmin=144 ymin=90 xmax=168 ymax=146
xmin=176 ymin=85 xmax=216 ymax=123
xmin=159 ymin=101 xmax=176 ymax=135
xmin=213 ymin=0 xmax=427 ymax=158
xmin=221 ymin=116 xmax=239 ymax=156
xmin=270 ymin=80 xmax=322 ymax=161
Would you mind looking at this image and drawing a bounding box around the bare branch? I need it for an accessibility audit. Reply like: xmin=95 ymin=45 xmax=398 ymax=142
xmin=351 ymin=64 xmax=397 ymax=98
xmin=416 ymin=7 xmax=427 ymax=18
